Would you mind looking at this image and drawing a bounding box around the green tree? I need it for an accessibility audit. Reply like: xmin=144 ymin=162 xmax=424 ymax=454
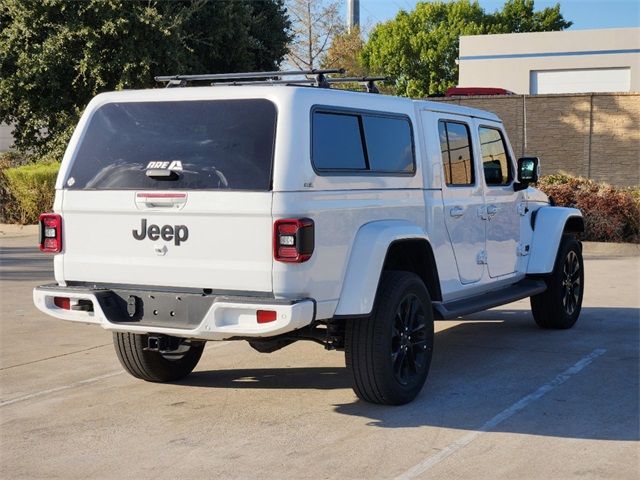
xmin=0 ymin=0 xmax=290 ymax=157
xmin=495 ymin=0 xmax=572 ymax=33
xmin=362 ymin=0 xmax=571 ymax=97
xmin=321 ymin=26 xmax=366 ymax=76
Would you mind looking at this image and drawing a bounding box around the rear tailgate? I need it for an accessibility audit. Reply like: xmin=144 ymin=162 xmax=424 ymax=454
xmin=61 ymin=190 xmax=273 ymax=292
xmin=59 ymin=98 xmax=277 ymax=293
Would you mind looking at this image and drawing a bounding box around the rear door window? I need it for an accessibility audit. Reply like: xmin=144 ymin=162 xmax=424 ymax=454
xmin=478 ymin=126 xmax=512 ymax=186
xmin=65 ymin=99 xmax=277 ymax=190
xmin=438 ymin=120 xmax=475 ymax=186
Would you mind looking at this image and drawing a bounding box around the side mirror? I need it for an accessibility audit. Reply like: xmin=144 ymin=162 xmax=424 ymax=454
xmin=514 ymin=157 xmax=539 ymax=191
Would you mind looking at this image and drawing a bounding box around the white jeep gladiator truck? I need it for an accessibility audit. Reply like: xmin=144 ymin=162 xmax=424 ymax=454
xmin=34 ymin=70 xmax=584 ymax=405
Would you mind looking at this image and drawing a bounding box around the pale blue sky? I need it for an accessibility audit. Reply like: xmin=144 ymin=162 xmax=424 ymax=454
xmin=352 ymin=0 xmax=640 ymax=30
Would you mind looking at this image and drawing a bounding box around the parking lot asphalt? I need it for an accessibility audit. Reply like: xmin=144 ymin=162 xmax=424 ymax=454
xmin=1 ymin=234 xmax=638 ymax=480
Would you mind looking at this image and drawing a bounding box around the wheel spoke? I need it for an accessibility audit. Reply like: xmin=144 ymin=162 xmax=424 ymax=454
xmin=393 ymin=349 xmax=404 ymax=376
xmin=570 ymin=253 xmax=579 ymax=276
xmin=406 ymin=348 xmax=417 ymax=373
xmin=407 ymin=299 xmax=418 ymax=324
xmin=410 ymin=321 xmax=426 ymax=336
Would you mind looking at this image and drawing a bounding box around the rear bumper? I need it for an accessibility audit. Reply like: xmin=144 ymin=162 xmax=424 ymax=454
xmin=33 ymin=284 xmax=315 ymax=341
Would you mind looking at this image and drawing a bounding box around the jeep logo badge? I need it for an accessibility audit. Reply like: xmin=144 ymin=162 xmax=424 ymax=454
xmin=133 ymin=219 xmax=189 ymax=246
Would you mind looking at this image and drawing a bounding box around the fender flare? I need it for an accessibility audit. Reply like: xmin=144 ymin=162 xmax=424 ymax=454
xmin=527 ymin=206 xmax=584 ymax=274
xmin=334 ymin=220 xmax=429 ymax=316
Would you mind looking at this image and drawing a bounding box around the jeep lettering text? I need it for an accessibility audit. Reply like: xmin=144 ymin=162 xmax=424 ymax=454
xmin=132 ymin=219 xmax=189 ymax=245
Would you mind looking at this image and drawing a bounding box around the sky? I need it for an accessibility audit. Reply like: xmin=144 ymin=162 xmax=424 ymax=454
xmin=353 ymin=0 xmax=640 ymax=30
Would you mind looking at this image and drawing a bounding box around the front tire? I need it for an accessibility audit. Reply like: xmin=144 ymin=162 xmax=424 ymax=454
xmin=113 ymin=332 xmax=204 ymax=382
xmin=345 ymin=271 xmax=434 ymax=405
xmin=531 ymin=234 xmax=584 ymax=329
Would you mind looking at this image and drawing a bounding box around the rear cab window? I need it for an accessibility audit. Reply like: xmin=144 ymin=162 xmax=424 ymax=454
xmin=311 ymin=108 xmax=415 ymax=175
xmin=65 ymin=99 xmax=277 ymax=190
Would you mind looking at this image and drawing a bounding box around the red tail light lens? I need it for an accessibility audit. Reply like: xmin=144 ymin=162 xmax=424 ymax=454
xmin=274 ymin=218 xmax=314 ymax=263
xmin=53 ymin=297 xmax=71 ymax=310
xmin=39 ymin=213 xmax=62 ymax=253
xmin=257 ymin=310 xmax=277 ymax=324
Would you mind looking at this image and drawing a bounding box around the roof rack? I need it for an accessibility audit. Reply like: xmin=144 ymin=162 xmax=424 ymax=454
xmin=215 ymin=76 xmax=388 ymax=93
xmin=154 ymin=69 xmax=389 ymax=93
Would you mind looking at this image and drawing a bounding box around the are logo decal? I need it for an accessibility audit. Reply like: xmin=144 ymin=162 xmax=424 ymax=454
xmin=146 ymin=160 xmax=183 ymax=171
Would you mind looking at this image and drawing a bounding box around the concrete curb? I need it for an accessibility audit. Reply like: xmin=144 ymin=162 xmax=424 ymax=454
xmin=1 ymin=224 xmax=638 ymax=256
xmin=582 ymin=241 xmax=640 ymax=257
xmin=0 ymin=224 xmax=38 ymax=238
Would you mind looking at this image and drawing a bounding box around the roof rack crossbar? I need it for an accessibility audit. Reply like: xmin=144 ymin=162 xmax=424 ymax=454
xmin=216 ymin=79 xmax=317 ymax=87
xmin=323 ymin=76 xmax=389 ymax=93
xmin=155 ymin=69 xmax=345 ymax=84
xmin=212 ymin=76 xmax=389 ymax=92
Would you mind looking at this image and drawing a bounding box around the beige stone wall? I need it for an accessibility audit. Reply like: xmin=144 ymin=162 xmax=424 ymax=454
xmin=432 ymin=93 xmax=640 ymax=187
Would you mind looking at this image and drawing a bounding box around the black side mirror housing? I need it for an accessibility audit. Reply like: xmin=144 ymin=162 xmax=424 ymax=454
xmin=514 ymin=157 xmax=539 ymax=191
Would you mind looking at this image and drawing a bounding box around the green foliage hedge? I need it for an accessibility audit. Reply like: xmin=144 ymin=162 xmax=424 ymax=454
xmin=537 ymin=174 xmax=640 ymax=243
xmin=1 ymin=160 xmax=59 ymax=224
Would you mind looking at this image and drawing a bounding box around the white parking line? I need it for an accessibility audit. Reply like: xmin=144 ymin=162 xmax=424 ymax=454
xmin=0 ymin=341 xmax=232 ymax=408
xmin=395 ymin=348 xmax=607 ymax=480
xmin=0 ymin=371 xmax=124 ymax=407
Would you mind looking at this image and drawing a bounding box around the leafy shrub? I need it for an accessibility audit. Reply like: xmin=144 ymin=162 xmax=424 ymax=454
xmin=2 ymin=162 xmax=59 ymax=224
xmin=0 ymin=151 xmax=31 ymax=223
xmin=537 ymin=173 xmax=640 ymax=243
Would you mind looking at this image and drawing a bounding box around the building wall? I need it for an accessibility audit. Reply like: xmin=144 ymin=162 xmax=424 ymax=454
xmin=432 ymin=93 xmax=640 ymax=187
xmin=458 ymin=28 xmax=640 ymax=94
xmin=0 ymin=124 xmax=13 ymax=152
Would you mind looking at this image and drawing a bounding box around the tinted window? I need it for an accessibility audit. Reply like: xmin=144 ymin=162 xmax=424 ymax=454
xmin=312 ymin=113 xmax=366 ymax=170
xmin=439 ymin=121 xmax=474 ymax=186
xmin=65 ymin=99 xmax=277 ymax=190
xmin=312 ymin=110 xmax=414 ymax=174
xmin=479 ymin=127 xmax=512 ymax=186
xmin=362 ymin=116 xmax=414 ymax=172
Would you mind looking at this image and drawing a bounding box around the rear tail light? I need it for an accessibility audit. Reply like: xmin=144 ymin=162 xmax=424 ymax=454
xmin=274 ymin=218 xmax=314 ymax=263
xmin=39 ymin=213 xmax=62 ymax=253
xmin=54 ymin=297 xmax=70 ymax=310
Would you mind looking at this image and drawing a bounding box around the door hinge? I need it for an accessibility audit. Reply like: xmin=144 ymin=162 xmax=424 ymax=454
xmin=517 ymin=202 xmax=529 ymax=216
xmin=476 ymin=250 xmax=488 ymax=265
xmin=516 ymin=243 xmax=530 ymax=256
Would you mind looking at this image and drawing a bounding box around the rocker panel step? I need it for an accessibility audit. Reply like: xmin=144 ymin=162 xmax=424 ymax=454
xmin=433 ymin=278 xmax=547 ymax=320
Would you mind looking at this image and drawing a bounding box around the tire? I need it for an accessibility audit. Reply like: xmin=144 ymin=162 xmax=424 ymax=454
xmin=531 ymin=234 xmax=584 ymax=329
xmin=113 ymin=332 xmax=204 ymax=382
xmin=345 ymin=271 xmax=434 ymax=405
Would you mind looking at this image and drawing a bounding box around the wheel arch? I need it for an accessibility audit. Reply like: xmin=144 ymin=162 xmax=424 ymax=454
xmin=382 ymin=238 xmax=442 ymax=303
xmin=528 ymin=206 xmax=584 ymax=275
xmin=334 ymin=220 xmax=441 ymax=317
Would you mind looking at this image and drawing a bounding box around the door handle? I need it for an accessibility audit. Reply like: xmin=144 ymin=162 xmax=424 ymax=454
xmin=450 ymin=206 xmax=465 ymax=218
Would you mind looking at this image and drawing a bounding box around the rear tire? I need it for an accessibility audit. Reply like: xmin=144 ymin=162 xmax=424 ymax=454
xmin=531 ymin=234 xmax=584 ymax=329
xmin=113 ymin=332 xmax=204 ymax=382
xmin=345 ymin=271 xmax=434 ymax=405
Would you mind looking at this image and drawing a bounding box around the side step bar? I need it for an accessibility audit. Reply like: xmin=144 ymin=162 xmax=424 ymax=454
xmin=433 ymin=278 xmax=547 ymax=320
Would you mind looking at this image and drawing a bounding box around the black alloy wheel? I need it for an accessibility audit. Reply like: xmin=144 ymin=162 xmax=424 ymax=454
xmin=391 ymin=294 xmax=430 ymax=386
